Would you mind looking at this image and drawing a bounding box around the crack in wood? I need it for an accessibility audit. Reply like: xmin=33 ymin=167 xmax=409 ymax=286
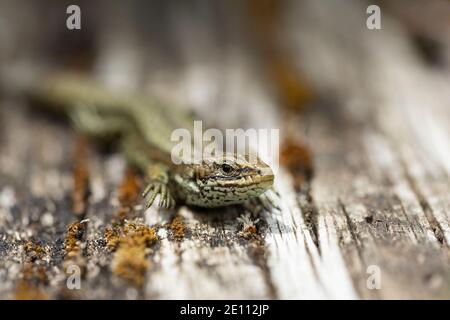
xmin=338 ymin=199 xmax=365 ymax=265
xmin=399 ymin=159 xmax=447 ymax=246
xmin=297 ymin=182 xmax=320 ymax=254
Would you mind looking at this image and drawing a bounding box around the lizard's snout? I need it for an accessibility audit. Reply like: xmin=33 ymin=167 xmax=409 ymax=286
xmin=257 ymin=166 xmax=274 ymax=189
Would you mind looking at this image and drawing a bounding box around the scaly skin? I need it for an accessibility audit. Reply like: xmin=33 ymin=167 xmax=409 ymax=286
xmin=30 ymin=73 xmax=275 ymax=209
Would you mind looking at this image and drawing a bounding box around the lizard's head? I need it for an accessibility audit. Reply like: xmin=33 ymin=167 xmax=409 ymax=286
xmin=178 ymin=153 xmax=274 ymax=208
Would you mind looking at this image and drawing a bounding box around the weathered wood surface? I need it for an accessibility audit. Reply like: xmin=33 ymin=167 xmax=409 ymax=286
xmin=0 ymin=0 xmax=450 ymax=299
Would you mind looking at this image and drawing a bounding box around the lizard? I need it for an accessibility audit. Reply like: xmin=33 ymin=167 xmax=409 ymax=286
xmin=27 ymin=73 xmax=276 ymax=210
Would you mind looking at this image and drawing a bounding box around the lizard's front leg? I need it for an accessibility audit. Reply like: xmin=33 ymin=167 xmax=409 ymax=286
xmin=120 ymin=134 xmax=176 ymax=209
xmin=142 ymin=164 xmax=176 ymax=209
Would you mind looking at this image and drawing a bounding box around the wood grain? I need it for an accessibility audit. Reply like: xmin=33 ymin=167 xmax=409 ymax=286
xmin=0 ymin=0 xmax=449 ymax=299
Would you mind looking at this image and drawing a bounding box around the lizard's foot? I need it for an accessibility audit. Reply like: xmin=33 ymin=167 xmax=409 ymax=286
xmin=142 ymin=182 xmax=175 ymax=209
xmin=142 ymin=164 xmax=175 ymax=209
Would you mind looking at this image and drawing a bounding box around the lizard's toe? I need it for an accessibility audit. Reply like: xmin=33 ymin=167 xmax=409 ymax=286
xmin=169 ymin=196 xmax=176 ymax=208
xmin=142 ymin=184 xmax=152 ymax=198
xmin=143 ymin=183 xmax=175 ymax=209
xmin=145 ymin=190 xmax=158 ymax=208
xmin=162 ymin=190 xmax=175 ymax=209
xmin=158 ymin=195 xmax=165 ymax=208
xmin=144 ymin=183 xmax=160 ymax=208
xmin=165 ymin=189 xmax=175 ymax=208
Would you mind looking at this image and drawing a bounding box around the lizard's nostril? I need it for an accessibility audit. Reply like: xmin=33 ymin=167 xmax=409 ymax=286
xmin=257 ymin=169 xmax=262 ymax=175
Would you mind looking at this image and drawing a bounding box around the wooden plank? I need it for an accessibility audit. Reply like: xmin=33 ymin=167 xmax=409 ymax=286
xmin=0 ymin=0 xmax=449 ymax=300
xmin=289 ymin=0 xmax=450 ymax=299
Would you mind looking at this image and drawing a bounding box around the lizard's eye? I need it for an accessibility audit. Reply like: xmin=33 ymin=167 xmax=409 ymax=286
xmin=221 ymin=163 xmax=233 ymax=174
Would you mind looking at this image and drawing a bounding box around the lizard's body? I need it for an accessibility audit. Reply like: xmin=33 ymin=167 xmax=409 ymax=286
xmin=29 ymin=74 xmax=275 ymax=209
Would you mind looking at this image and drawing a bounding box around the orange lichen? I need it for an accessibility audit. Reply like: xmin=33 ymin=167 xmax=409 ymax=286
xmin=237 ymin=213 xmax=260 ymax=239
xmin=239 ymin=225 xmax=258 ymax=239
xmin=72 ymin=135 xmax=90 ymax=217
xmin=170 ymin=215 xmax=186 ymax=241
xmin=64 ymin=221 xmax=86 ymax=258
xmin=105 ymin=225 xmax=121 ymax=251
xmin=117 ymin=168 xmax=141 ymax=210
xmin=15 ymin=283 xmax=47 ymax=300
xmin=111 ymin=168 xmax=142 ymax=221
xmin=15 ymin=243 xmax=49 ymax=300
xmin=111 ymin=245 xmax=149 ymax=286
xmin=244 ymin=0 xmax=313 ymax=112
xmin=106 ymin=220 xmax=158 ymax=251
xmin=122 ymin=220 xmax=158 ymax=247
xmin=23 ymin=240 xmax=47 ymax=262
xmin=280 ymin=138 xmax=314 ymax=191
xmin=14 ymin=265 xmax=48 ymax=300
xmin=269 ymin=58 xmax=313 ymax=112
xmin=106 ymin=219 xmax=158 ymax=286
xmin=104 ymin=165 xmax=156 ymax=286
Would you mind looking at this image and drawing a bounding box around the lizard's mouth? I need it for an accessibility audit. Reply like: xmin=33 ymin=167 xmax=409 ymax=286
xmin=257 ymin=166 xmax=274 ymax=188
xmin=259 ymin=174 xmax=274 ymax=189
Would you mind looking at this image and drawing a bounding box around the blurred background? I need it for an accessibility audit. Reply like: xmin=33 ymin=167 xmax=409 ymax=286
xmin=1 ymin=0 xmax=450 ymax=124
xmin=1 ymin=0 xmax=449 ymax=194
xmin=1 ymin=0 xmax=450 ymax=147
xmin=1 ymin=0 xmax=450 ymax=300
